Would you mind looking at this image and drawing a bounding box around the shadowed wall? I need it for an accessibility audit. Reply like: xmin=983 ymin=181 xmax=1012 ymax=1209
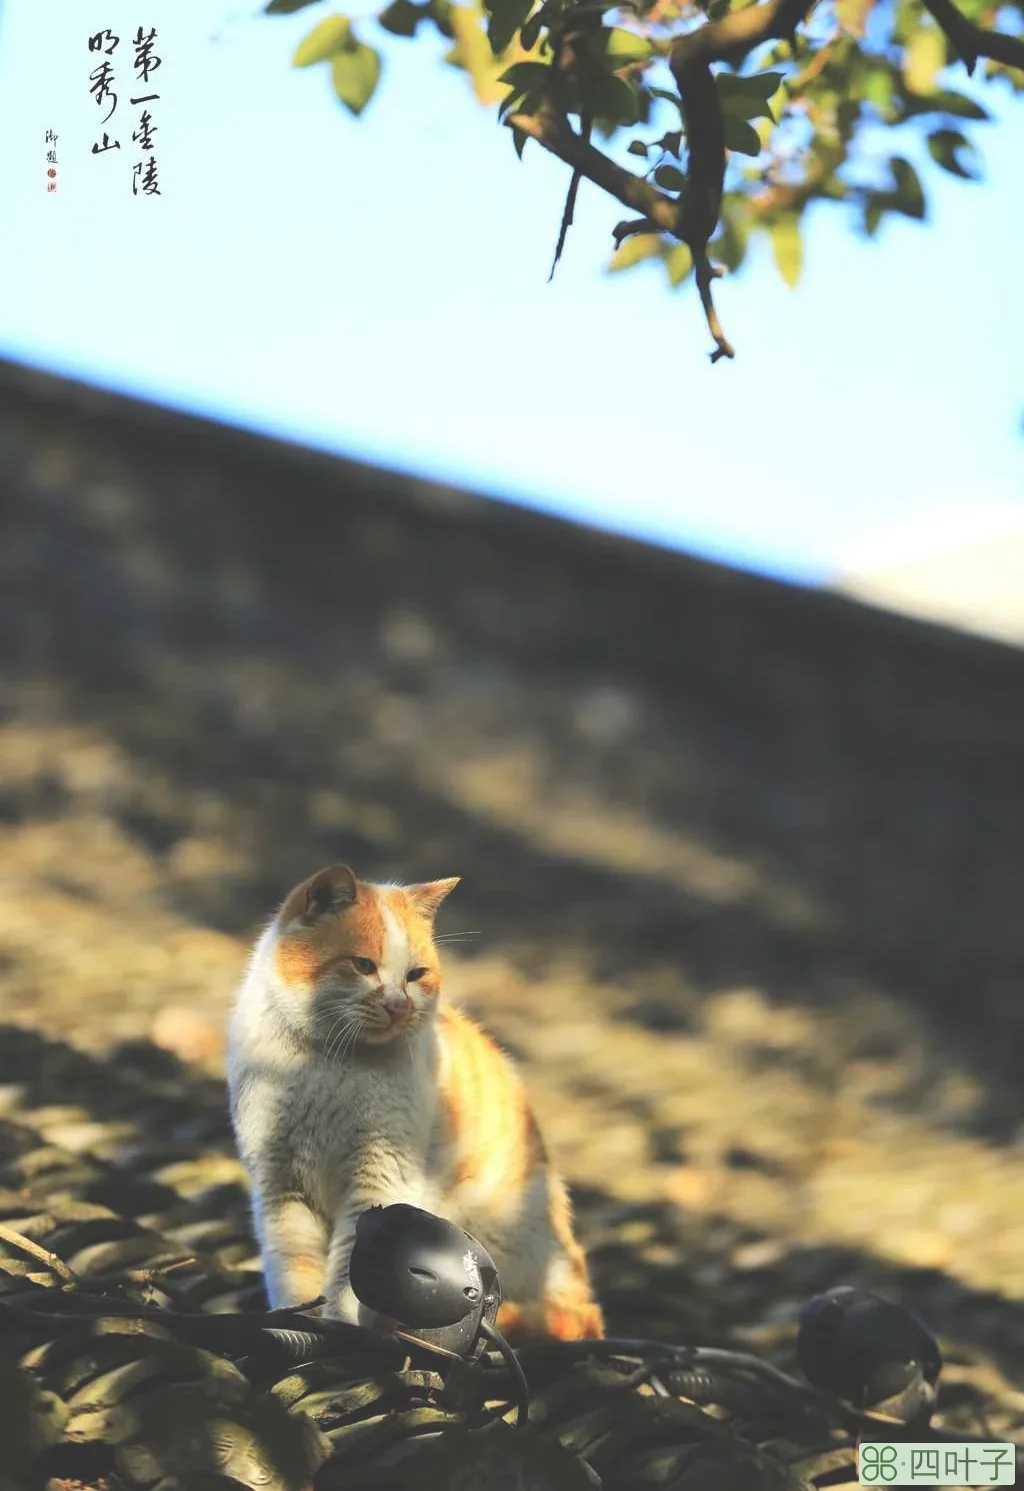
xmin=1 ymin=355 xmax=1023 ymax=1364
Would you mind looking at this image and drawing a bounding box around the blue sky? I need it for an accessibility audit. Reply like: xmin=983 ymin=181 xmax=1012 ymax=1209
xmin=0 ymin=0 xmax=1020 ymax=585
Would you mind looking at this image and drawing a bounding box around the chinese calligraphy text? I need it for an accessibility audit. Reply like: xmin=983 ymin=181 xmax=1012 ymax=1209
xmin=45 ymin=128 xmax=58 ymax=193
xmin=87 ymin=26 xmax=163 ymax=195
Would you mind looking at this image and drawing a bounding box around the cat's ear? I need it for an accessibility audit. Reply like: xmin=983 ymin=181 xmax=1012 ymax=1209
xmin=406 ymin=877 xmax=460 ymax=920
xmin=302 ymin=864 xmax=359 ymax=921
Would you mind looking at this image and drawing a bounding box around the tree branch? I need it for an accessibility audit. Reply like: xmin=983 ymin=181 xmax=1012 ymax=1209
xmin=668 ymin=0 xmax=817 ymax=361
xmin=919 ymin=0 xmax=1024 ymax=75
xmin=511 ymin=0 xmax=823 ymax=361
xmin=507 ymin=104 xmax=742 ymax=360
xmin=506 ymin=105 xmax=683 ymax=233
xmin=612 ymin=217 xmax=660 ymax=247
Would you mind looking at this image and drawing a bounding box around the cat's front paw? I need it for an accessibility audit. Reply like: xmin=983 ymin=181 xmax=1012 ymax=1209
xmin=496 ymin=1297 xmax=605 ymax=1342
xmin=541 ymin=1298 xmax=605 ymax=1341
xmin=321 ymin=1281 xmax=362 ymax=1324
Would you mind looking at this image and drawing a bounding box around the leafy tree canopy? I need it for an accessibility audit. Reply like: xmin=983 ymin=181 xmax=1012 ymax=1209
xmin=265 ymin=0 xmax=1023 ymax=360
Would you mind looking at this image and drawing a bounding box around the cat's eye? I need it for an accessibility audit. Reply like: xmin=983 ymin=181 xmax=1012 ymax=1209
xmin=407 ymin=967 xmax=429 ymax=983
xmin=352 ymin=957 xmax=377 ymax=977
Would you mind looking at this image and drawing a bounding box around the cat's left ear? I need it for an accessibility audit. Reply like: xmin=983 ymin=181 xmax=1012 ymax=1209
xmin=303 ymin=864 xmax=359 ymax=920
xmin=406 ymin=877 xmax=460 ymax=919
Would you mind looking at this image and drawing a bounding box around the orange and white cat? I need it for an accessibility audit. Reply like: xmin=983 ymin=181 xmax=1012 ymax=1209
xmin=227 ymin=864 xmax=603 ymax=1341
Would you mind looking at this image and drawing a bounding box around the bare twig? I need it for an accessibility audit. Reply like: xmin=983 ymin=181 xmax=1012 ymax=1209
xmin=920 ymin=0 xmax=1024 ymax=74
xmin=0 ymin=1221 xmax=78 ymax=1287
xmin=119 ymin=1255 xmax=198 ymax=1286
xmin=546 ymin=12 xmax=599 ymax=282
xmin=612 ymin=216 xmax=660 ymax=246
xmin=550 ymin=135 xmax=587 ymax=280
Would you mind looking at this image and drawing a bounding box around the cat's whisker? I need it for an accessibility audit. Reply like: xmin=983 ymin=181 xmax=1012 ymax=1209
xmin=326 ymin=1009 xmax=360 ymax=1063
xmin=321 ymin=1017 xmax=342 ymax=1059
xmin=344 ymin=1020 xmax=365 ymax=1061
xmin=341 ymin=1011 xmax=368 ymax=1063
xmin=321 ymin=1005 xmax=350 ymax=1060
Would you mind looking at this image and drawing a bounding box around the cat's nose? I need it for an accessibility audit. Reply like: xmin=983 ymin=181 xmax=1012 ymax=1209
xmin=381 ymin=991 xmax=410 ymax=1023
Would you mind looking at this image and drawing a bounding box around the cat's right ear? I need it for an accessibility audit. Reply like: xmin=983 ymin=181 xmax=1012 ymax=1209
xmin=288 ymin=864 xmax=359 ymax=924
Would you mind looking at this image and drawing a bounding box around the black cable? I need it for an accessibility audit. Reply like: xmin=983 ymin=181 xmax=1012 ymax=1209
xmin=478 ymin=1318 xmax=530 ymax=1427
xmin=0 ymin=1293 xmax=391 ymax=1357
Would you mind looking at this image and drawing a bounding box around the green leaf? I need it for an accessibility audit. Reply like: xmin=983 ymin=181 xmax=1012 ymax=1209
xmin=837 ymin=93 xmax=862 ymax=141
xmin=379 ymin=0 xmax=424 ymax=34
xmin=604 ymin=26 xmax=655 ymax=65
xmin=716 ymin=70 xmax=784 ymax=123
xmin=608 ymin=233 xmax=662 ymax=271
xmin=712 ymin=196 xmax=750 ymax=271
xmin=910 ymin=87 xmax=989 ymax=119
xmin=721 ymin=115 xmax=762 ymax=155
xmin=657 ymin=129 xmax=683 ymax=156
xmin=904 ymin=22 xmax=945 ymax=94
xmin=926 ymin=126 xmax=978 ymax=178
xmin=627 ymin=139 xmax=649 ymax=157
xmin=497 ymin=59 xmax=551 ymax=90
xmin=486 ymin=0 xmax=533 ymax=55
xmin=861 ymin=64 xmax=894 ymax=117
xmin=293 ymin=14 xmax=354 ymax=66
xmin=632 ymin=84 xmax=654 ymax=126
xmin=719 ymin=93 xmax=773 ymax=123
xmin=862 ymin=193 xmax=886 ymax=236
xmin=836 ymin=0 xmax=873 ymax=38
xmin=331 ymin=42 xmax=382 ymax=114
xmin=451 ymin=3 xmax=509 ymax=102
xmin=648 ymin=86 xmax=685 ymax=118
xmin=499 ymin=88 xmax=544 ymax=118
xmin=890 ymin=155 xmax=926 ymax=217
xmin=520 ymin=11 xmax=542 ymax=48
xmin=265 ymin=0 xmax=321 ymax=12
xmin=739 ymin=69 xmax=785 ymax=100
xmin=498 ymin=59 xmax=551 ymax=116
xmin=430 ymin=0 xmax=455 ymax=36
xmin=770 ymin=215 xmax=803 ymax=287
xmin=584 ymin=71 xmax=641 ymax=127
xmin=942 ymin=92 xmax=989 ymax=119
xmin=653 ymin=163 xmax=685 ymax=191
xmin=664 ymin=242 xmax=693 ymax=286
